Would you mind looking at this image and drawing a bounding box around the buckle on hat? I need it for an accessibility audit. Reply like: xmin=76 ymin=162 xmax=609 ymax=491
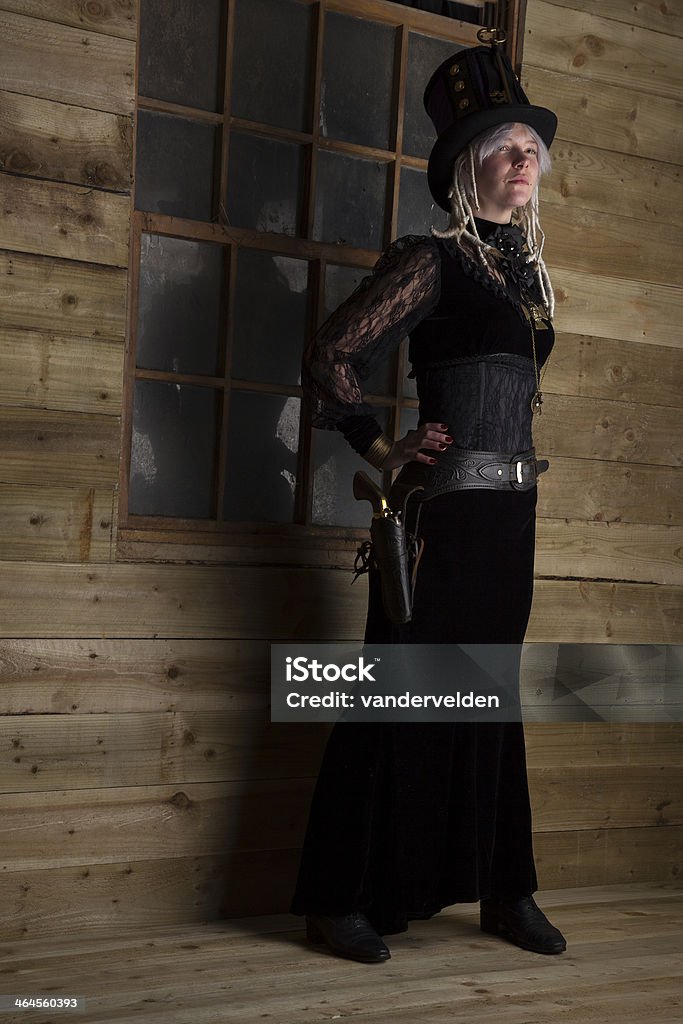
xmin=477 ymin=27 xmax=507 ymax=46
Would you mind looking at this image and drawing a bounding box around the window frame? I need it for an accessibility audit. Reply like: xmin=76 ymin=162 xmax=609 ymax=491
xmin=118 ymin=0 xmax=523 ymax=562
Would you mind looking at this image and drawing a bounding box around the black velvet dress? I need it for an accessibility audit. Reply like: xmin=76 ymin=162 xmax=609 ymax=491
xmin=291 ymin=216 xmax=555 ymax=937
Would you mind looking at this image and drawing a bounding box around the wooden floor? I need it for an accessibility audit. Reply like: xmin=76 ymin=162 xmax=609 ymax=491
xmin=1 ymin=883 xmax=681 ymax=1023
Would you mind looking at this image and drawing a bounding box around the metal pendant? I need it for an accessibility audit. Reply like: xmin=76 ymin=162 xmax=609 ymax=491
xmin=531 ymin=392 xmax=543 ymax=415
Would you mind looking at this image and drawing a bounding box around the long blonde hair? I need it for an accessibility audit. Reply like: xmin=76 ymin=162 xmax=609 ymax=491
xmin=431 ymin=122 xmax=555 ymax=317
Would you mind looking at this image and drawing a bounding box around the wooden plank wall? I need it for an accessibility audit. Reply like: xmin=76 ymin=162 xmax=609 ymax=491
xmin=0 ymin=0 xmax=680 ymax=940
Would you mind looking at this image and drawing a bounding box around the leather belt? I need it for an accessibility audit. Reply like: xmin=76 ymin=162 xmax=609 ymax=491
xmin=389 ymin=445 xmax=549 ymax=509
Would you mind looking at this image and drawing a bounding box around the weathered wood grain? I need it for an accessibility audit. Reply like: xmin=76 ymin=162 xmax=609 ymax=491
xmin=535 ymin=393 xmax=682 ymax=467
xmin=0 ymin=89 xmax=133 ymax=190
xmin=537 ymin=456 xmax=682 ymax=526
xmin=541 ymin=139 xmax=683 ymax=228
xmin=551 ymin=265 xmax=683 ymax=349
xmin=0 ymin=638 xmax=272 ymax=713
xmin=536 ymin=0 xmax=683 ymax=37
xmin=0 ymin=9 xmax=135 ymax=114
xmin=0 ymin=562 xmax=678 ymax=641
xmin=0 ymin=0 xmax=137 ymax=39
xmin=0 ymin=249 xmax=127 ymax=339
xmin=0 ymin=328 xmax=123 ymax=415
xmin=0 ymin=483 xmax=114 ymax=562
xmin=540 ymin=200 xmax=683 ymax=287
xmin=0 ymin=408 xmax=120 ymax=486
xmin=0 ymin=174 xmax=129 ymax=266
xmin=525 ymin=0 xmax=683 ymax=100
xmin=0 ymin=711 xmax=680 ymax=794
xmin=534 ymin=518 xmax=683 ymax=586
xmin=545 ymin=332 xmax=683 ymax=409
xmin=522 ymin=66 xmax=683 ymax=164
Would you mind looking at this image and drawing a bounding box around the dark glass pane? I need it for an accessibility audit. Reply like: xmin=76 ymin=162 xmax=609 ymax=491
xmin=323 ymin=264 xmax=394 ymax=397
xmin=397 ymin=165 xmax=449 ymax=238
xmin=232 ymin=250 xmax=309 ymax=386
xmin=137 ymin=234 xmax=224 ymax=376
xmin=312 ymin=409 xmax=388 ymax=527
xmin=404 ymin=33 xmax=461 ymax=158
xmin=314 ymin=152 xmax=387 ymax=250
xmin=401 ymin=339 xmax=418 ymax=399
xmin=135 ymin=110 xmax=215 ymax=221
xmin=321 ymin=13 xmax=395 ymax=150
xmin=129 ymin=382 xmax=218 ymax=519
xmin=227 ymin=132 xmax=302 ymax=236
xmin=139 ymin=0 xmax=222 ymax=111
xmin=400 ymin=406 xmax=420 ymax=436
xmin=223 ymin=391 xmax=300 ymax=523
xmin=232 ymin=0 xmax=313 ymax=132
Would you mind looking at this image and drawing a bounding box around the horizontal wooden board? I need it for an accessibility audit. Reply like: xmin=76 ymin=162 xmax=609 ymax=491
xmin=0 ymin=561 xmax=678 ymax=641
xmin=0 ymin=88 xmax=133 ymax=190
xmin=536 ymin=0 xmax=683 ymax=38
xmin=538 ymin=456 xmax=682 ymax=526
xmin=0 ymin=408 xmax=120 ymax=486
xmin=0 ymin=779 xmax=317 ymax=869
xmin=0 ymin=173 xmax=130 ymax=267
xmin=541 ymin=139 xmax=683 ymax=229
xmin=540 ymin=200 xmax=683 ymax=288
xmin=535 ymin=826 xmax=683 ymax=890
xmin=0 ymin=0 xmax=137 ymax=39
xmin=0 ymin=638 xmax=272 ymax=713
xmin=0 ymin=711 xmax=680 ymax=794
xmin=535 ymin=518 xmax=683 ymax=586
xmin=0 ymin=711 xmax=327 ymax=792
xmin=0 ymin=328 xmax=123 ymax=415
xmin=551 ymin=265 xmax=683 ymax=349
xmin=0 ymin=849 xmax=302 ymax=939
xmin=0 ymin=483 xmax=114 ymax=562
xmin=0 ymin=770 xmax=679 ymax=872
xmin=525 ymin=0 xmax=683 ymax=101
xmin=522 ymin=66 xmax=683 ymax=165
xmin=527 ymin=579 xmax=682 ymax=642
xmin=534 ymin=393 xmax=682 ymax=467
xmin=0 ymin=249 xmax=127 ymax=339
xmin=545 ymin=332 xmax=683 ymax=409
xmin=530 ymin=765 xmax=683 ymax=830
xmin=0 ymin=9 xmax=135 ymax=114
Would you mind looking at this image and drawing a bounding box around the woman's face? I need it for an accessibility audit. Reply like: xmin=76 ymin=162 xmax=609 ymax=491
xmin=474 ymin=123 xmax=539 ymax=223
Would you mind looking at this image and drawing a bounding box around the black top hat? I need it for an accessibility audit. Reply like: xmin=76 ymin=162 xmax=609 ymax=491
xmin=424 ymin=31 xmax=557 ymax=211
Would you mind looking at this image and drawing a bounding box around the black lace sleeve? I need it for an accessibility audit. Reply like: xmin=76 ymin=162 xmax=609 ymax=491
xmin=302 ymin=235 xmax=441 ymax=433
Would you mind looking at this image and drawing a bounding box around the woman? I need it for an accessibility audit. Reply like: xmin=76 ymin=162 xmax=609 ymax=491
xmin=292 ymin=35 xmax=567 ymax=963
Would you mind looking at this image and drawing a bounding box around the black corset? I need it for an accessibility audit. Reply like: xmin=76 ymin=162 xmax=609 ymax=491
xmin=415 ymin=353 xmax=538 ymax=453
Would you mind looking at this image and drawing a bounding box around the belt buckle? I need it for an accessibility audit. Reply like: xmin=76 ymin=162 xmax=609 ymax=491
xmin=513 ymin=455 xmax=534 ymax=487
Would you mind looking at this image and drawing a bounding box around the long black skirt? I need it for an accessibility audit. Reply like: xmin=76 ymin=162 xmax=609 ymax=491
xmin=290 ymin=487 xmax=539 ymax=936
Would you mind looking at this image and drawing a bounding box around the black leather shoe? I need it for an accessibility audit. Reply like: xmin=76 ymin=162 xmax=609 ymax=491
xmin=480 ymin=895 xmax=567 ymax=954
xmin=305 ymin=912 xmax=391 ymax=963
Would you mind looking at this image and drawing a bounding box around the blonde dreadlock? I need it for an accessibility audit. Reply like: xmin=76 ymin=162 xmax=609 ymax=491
xmin=431 ymin=122 xmax=555 ymax=319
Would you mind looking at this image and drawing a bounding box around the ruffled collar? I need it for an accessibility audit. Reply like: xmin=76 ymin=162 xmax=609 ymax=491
xmin=472 ymin=216 xmax=537 ymax=293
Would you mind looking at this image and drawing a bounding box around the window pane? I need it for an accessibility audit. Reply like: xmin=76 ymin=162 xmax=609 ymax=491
xmin=321 ymin=13 xmax=395 ymax=150
xmin=403 ymin=33 xmax=460 ymax=158
xmin=232 ymin=250 xmax=309 ymax=387
xmin=400 ymin=406 xmax=420 ymax=436
xmin=130 ymin=382 xmax=218 ymax=519
xmin=227 ymin=132 xmax=302 ymax=237
xmin=312 ymin=409 xmax=388 ymax=527
xmin=137 ymin=234 xmax=224 ymax=377
xmin=314 ymin=152 xmax=387 ymax=250
xmin=397 ymin=166 xmax=449 ymax=238
xmin=135 ymin=111 xmax=216 ymax=221
xmin=231 ymin=0 xmax=313 ymax=132
xmin=139 ymin=0 xmax=222 ymax=112
xmin=223 ymin=392 xmax=300 ymax=523
xmin=323 ymin=263 xmax=395 ymax=396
